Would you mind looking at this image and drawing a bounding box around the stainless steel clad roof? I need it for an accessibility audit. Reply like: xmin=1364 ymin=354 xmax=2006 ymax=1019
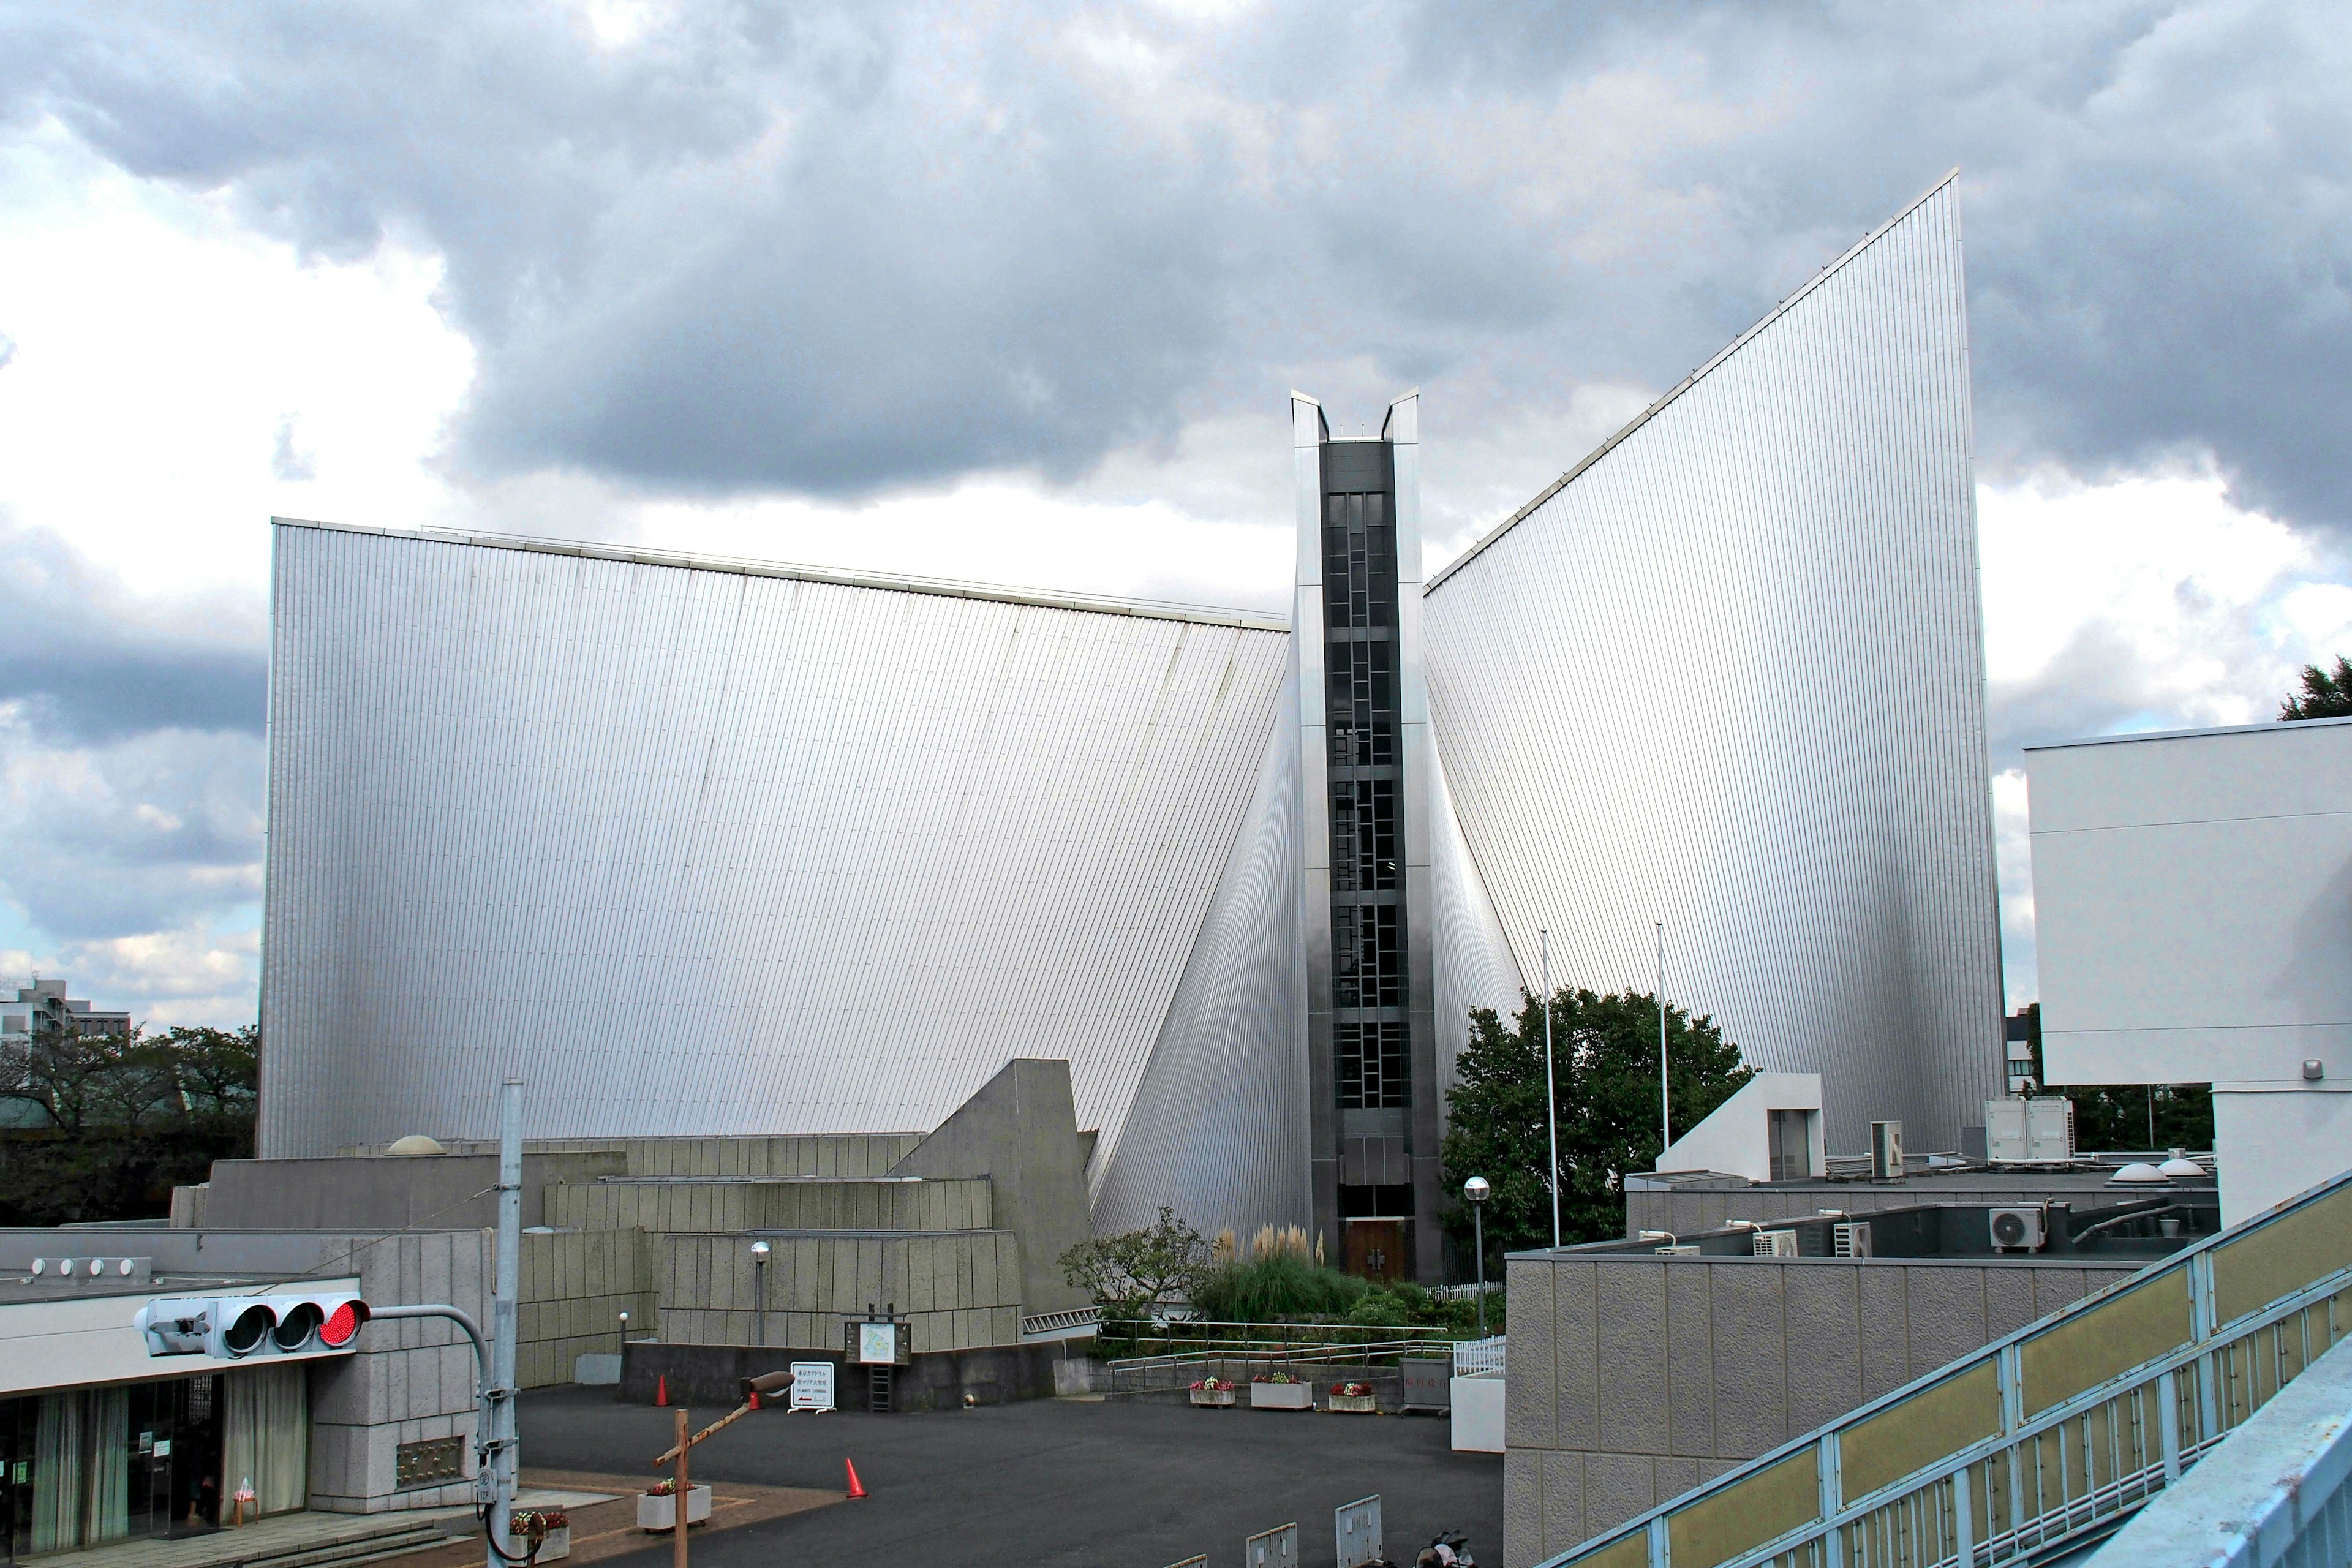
xmin=1422 ymin=172 xmax=2004 ymax=1149
xmin=260 ymin=522 xmax=1290 ymax=1161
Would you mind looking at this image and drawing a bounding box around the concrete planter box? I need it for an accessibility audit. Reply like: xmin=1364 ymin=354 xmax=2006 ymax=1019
xmin=1251 ymin=1382 xmax=1313 ymax=1411
xmin=518 ymin=1527 xmax=570 ymax=1561
xmin=1327 ymin=1393 xmax=1378 ymax=1414
xmin=637 ymin=1487 xmax=712 ymax=1532
xmin=1189 ymin=1388 xmax=1236 ymax=1408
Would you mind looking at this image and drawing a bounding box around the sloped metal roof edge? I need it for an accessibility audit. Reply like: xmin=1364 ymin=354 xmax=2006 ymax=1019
xmin=1425 ymin=167 xmax=1963 ymax=593
xmin=273 ymin=516 xmax=1291 ymax=632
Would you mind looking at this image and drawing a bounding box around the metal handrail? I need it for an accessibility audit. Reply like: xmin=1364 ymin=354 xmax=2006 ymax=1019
xmin=1539 ymin=1165 xmax=2352 ymax=1568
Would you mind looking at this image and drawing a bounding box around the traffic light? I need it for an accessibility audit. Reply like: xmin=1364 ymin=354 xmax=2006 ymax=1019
xmin=134 ymin=1292 xmax=371 ymax=1360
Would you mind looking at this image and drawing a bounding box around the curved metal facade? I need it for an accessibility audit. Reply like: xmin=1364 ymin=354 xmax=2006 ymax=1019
xmin=1422 ymin=173 xmax=2003 ymax=1150
xmin=259 ymin=522 xmax=1289 ymax=1159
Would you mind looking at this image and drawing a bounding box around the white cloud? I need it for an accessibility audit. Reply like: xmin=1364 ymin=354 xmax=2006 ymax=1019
xmin=0 ymin=119 xmax=472 ymax=601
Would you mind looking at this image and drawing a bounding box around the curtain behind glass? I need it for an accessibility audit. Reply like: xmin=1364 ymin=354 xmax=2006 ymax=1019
xmin=222 ymin=1365 xmax=309 ymax=1518
xmin=29 ymin=1390 xmax=131 ymax=1553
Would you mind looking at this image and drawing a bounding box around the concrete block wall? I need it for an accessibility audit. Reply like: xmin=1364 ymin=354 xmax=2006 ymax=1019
xmin=516 ymin=1229 xmax=658 ymax=1389
xmin=1501 ymin=1253 xmax=2140 ymax=1567
xmin=541 ymin=1175 xmax=992 ymax=1234
xmin=620 ymin=1134 xmax=922 ymax=1178
xmin=305 ymin=1231 xmax=492 ymax=1515
xmin=655 ymin=1231 xmax=1025 ymax=1354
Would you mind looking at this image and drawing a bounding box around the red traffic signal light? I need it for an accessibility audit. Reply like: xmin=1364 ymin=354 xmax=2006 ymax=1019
xmin=133 ymin=1291 xmax=371 ymax=1360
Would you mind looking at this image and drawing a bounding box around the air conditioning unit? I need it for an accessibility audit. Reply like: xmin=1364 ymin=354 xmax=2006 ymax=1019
xmin=1989 ymin=1206 xmax=2047 ymax=1253
xmin=1752 ymin=1230 xmax=1799 ymax=1257
xmin=1833 ymin=1221 xmax=1872 ymax=1259
xmin=1871 ymin=1120 xmax=1905 ymax=1179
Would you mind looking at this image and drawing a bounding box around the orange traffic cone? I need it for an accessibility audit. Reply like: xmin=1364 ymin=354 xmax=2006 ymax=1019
xmin=845 ymin=1459 xmax=866 ymax=1499
xmin=655 ymin=1374 xmax=669 ymax=1408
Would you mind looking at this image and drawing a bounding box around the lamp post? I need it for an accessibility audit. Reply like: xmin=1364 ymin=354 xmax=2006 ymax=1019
xmin=617 ymin=1310 xmax=629 ymax=1355
xmin=1463 ymin=1176 xmax=1491 ymax=1337
xmin=750 ymin=1241 xmax=771 ymax=1346
xmin=1541 ymin=929 xmax=1559 ymax=1250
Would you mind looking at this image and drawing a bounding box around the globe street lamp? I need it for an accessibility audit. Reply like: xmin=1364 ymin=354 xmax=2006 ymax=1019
xmin=1463 ymin=1176 xmax=1491 ymax=1338
xmin=750 ymin=1240 xmax=772 ymax=1346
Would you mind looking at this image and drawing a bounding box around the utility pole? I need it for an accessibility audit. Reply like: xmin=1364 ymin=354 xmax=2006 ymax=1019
xmin=1542 ymin=928 xmax=1559 ymax=1250
xmin=490 ymin=1079 xmax=522 ymax=1568
xmin=1656 ymin=923 xmax=1672 ymax=1153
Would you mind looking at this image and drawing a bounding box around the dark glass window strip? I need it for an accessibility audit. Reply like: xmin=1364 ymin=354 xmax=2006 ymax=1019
xmin=1329 ymin=779 xmax=1398 ymax=892
xmin=1336 ymin=1020 xmax=1410 ymax=1109
xmin=1331 ymin=902 xmax=1403 ymax=1010
xmin=1326 ymin=639 xmax=1395 ymax=769
xmin=1322 ymin=492 xmax=1395 ymax=631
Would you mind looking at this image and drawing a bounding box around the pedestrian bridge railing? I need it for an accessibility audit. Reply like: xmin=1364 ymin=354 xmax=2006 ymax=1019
xmin=1538 ymin=1166 xmax=2352 ymax=1568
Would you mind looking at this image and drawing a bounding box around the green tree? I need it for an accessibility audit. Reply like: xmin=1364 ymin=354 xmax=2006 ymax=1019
xmin=1440 ymin=988 xmax=1751 ymax=1259
xmin=2281 ymin=655 xmax=2352 ymax=720
xmin=0 ymin=1023 xmax=259 ymax=1226
xmin=1057 ymin=1205 xmax=1210 ymax=1313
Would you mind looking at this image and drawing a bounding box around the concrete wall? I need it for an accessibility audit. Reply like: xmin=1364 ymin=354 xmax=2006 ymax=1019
xmin=1654 ymin=1074 xmax=1825 ymax=1182
xmin=517 ymin=1229 xmax=657 ymax=1390
xmin=305 ymin=1230 xmax=491 ymax=1515
xmin=654 ymin=1231 xmax=1025 ymax=1354
xmin=1500 ymin=1251 xmax=2139 ymax=1568
xmin=201 ymin=1152 xmax=626 ymax=1230
xmin=543 ymin=1175 xmax=991 ymax=1234
xmin=888 ymin=1059 xmax=1091 ymax=1313
xmin=339 ymin=1134 xmax=924 ymax=1174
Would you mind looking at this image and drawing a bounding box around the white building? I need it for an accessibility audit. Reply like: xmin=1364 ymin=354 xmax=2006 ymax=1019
xmin=258 ymin=173 xmax=2004 ymax=1273
xmin=2 ymin=979 xmax=132 ymax=1043
xmin=2027 ymin=716 xmax=2352 ymax=1222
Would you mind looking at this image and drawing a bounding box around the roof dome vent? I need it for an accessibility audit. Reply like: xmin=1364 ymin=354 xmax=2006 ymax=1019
xmin=2109 ymin=1162 xmax=2169 ymax=1184
xmin=2158 ymin=1157 xmax=2205 ymax=1179
xmin=386 ymin=1134 xmax=447 ymax=1156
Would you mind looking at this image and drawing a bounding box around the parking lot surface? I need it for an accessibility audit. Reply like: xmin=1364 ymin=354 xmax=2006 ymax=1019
xmin=519 ymin=1385 xmax=1502 ymax=1568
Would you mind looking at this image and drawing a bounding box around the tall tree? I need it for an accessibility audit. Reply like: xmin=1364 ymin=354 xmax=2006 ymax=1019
xmin=2280 ymin=655 xmax=2352 ymax=720
xmin=1440 ymin=988 xmax=1751 ymax=1257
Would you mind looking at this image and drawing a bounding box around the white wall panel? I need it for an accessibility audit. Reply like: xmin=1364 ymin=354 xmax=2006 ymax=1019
xmin=1091 ymin=665 xmax=1310 ymax=1237
xmin=1425 ymin=725 xmax=1525 ymax=1105
xmin=260 ymin=524 xmax=1289 ymax=1159
xmin=1422 ymin=174 xmax=2002 ymax=1150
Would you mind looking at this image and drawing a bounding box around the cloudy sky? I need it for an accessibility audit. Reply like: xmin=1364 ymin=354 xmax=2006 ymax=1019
xmin=1 ymin=0 xmax=2346 ymax=1028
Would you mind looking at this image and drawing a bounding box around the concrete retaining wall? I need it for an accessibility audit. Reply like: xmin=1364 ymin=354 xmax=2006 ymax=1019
xmin=653 ymin=1230 xmax=1025 ymax=1354
xmin=1501 ymin=1251 xmax=2140 ymax=1567
xmin=618 ymin=1339 xmax=1074 ymax=1412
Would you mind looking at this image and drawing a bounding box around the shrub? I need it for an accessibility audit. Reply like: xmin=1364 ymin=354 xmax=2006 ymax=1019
xmin=1190 ymin=1253 xmax=1370 ymax=1322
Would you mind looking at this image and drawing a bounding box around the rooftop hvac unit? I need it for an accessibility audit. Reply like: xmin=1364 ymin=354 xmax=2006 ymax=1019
xmin=1986 ymin=1098 xmax=2076 ymax=1163
xmin=1654 ymin=1244 xmax=1700 ymax=1256
xmin=1871 ymin=1120 xmax=1904 ymax=1179
xmin=1989 ymin=1206 xmax=2048 ymax=1253
xmin=1833 ymin=1222 xmax=1872 ymax=1259
xmin=1752 ymin=1230 xmax=1799 ymax=1258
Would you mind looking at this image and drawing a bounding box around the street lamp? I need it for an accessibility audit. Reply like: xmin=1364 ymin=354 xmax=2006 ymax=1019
xmin=617 ymin=1310 xmax=629 ymax=1356
xmin=750 ymin=1240 xmax=771 ymax=1346
xmin=1463 ymin=1176 xmax=1491 ymax=1338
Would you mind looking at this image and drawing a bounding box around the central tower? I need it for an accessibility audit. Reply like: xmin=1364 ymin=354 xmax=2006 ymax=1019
xmin=1294 ymin=391 xmax=1441 ymax=1282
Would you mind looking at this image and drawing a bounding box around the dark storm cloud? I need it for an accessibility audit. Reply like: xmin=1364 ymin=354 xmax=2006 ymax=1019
xmin=0 ymin=526 xmax=266 ymax=743
xmin=5 ymin=1 xmax=2347 ymax=527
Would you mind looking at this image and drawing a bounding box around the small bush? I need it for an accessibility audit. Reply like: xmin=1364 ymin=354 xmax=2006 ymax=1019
xmin=1191 ymin=1253 xmax=1370 ymax=1322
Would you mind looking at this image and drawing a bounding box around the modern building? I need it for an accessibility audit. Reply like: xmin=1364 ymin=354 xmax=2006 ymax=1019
xmin=2027 ymin=715 xmax=2352 ymax=1222
xmin=258 ymin=173 xmax=2003 ymax=1278
xmin=2 ymin=980 xmax=132 ymax=1044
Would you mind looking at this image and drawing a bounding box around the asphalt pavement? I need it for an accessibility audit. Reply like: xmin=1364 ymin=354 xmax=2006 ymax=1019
xmin=519 ymin=1385 xmax=1502 ymax=1567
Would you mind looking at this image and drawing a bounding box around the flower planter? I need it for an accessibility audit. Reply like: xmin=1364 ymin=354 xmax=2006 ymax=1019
xmin=519 ymin=1527 xmax=571 ymax=1561
xmin=1250 ymin=1382 xmax=1313 ymax=1411
xmin=1189 ymin=1388 xmax=1236 ymax=1408
xmin=637 ymin=1485 xmax=712 ymax=1532
xmin=1327 ymin=1393 xmax=1378 ymax=1414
